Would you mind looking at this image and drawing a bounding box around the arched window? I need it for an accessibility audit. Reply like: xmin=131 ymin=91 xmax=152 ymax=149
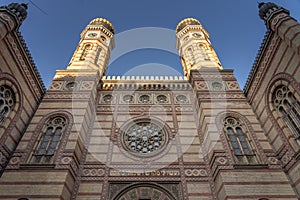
xmin=223 ymin=116 xmax=258 ymax=164
xmin=80 ymin=44 xmax=92 ymax=60
xmin=35 ymin=116 xmax=66 ymax=157
xmin=0 ymin=85 xmax=15 ymax=125
xmin=273 ymin=85 xmax=300 ymax=142
xmin=186 ymin=48 xmax=195 ymax=65
xmin=94 ymin=46 xmax=101 ymax=65
xmin=199 ymin=44 xmax=209 ymax=60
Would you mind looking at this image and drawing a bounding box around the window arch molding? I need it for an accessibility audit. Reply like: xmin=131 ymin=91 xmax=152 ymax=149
xmin=215 ymin=111 xmax=266 ymax=165
xmin=112 ymin=182 xmax=177 ymax=200
xmin=80 ymin=43 xmax=93 ymax=61
xmin=24 ymin=110 xmax=73 ymax=164
xmin=197 ymin=42 xmax=209 ymax=50
xmin=0 ymin=73 xmax=22 ymax=143
xmin=266 ymin=73 xmax=300 ymax=152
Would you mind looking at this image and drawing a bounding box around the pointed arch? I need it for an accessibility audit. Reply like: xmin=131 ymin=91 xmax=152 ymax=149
xmin=0 ymin=73 xmax=23 ymax=172
xmin=0 ymin=73 xmax=22 ymax=139
xmin=216 ymin=111 xmax=265 ymax=165
xmin=266 ymin=73 xmax=300 ymax=151
xmin=198 ymin=43 xmax=210 ymax=60
xmin=27 ymin=110 xmax=73 ymax=164
xmin=273 ymin=85 xmax=300 ymax=139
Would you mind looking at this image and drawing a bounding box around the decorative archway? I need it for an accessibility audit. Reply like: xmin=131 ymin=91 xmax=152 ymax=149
xmin=113 ymin=183 xmax=177 ymax=200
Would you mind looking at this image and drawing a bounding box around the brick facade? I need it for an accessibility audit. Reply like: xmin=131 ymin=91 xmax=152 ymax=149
xmin=0 ymin=2 xmax=299 ymax=200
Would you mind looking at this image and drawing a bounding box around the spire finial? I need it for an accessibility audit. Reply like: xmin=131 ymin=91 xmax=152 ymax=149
xmin=257 ymin=2 xmax=265 ymax=8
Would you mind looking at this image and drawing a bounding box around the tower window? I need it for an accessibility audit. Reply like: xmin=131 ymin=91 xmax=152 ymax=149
xmin=94 ymin=46 xmax=102 ymax=65
xmin=273 ymin=85 xmax=300 ymax=143
xmin=199 ymin=44 xmax=209 ymax=60
xmin=186 ymin=48 xmax=195 ymax=65
xmin=80 ymin=44 xmax=92 ymax=60
xmin=0 ymin=85 xmax=15 ymax=125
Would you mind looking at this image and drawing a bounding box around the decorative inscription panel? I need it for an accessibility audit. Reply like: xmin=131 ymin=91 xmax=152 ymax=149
xmin=109 ymin=169 xmax=180 ymax=177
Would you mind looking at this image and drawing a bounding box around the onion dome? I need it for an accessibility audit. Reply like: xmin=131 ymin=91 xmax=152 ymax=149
xmin=258 ymin=2 xmax=288 ymax=20
xmin=6 ymin=3 xmax=28 ymax=22
xmin=176 ymin=18 xmax=201 ymax=33
xmin=89 ymin=18 xmax=114 ymax=34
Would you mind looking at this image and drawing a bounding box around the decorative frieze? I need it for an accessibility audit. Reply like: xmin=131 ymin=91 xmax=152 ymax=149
xmin=196 ymin=93 xmax=246 ymax=100
xmin=184 ymin=168 xmax=207 ymax=177
xmin=83 ymin=168 xmax=105 ymax=177
xmin=44 ymin=93 xmax=91 ymax=99
xmin=99 ymin=92 xmax=186 ymax=105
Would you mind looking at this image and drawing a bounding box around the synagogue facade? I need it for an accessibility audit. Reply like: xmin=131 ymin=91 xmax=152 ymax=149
xmin=0 ymin=2 xmax=299 ymax=199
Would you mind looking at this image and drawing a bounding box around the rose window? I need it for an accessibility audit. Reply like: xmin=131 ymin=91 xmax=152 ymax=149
xmin=156 ymin=94 xmax=168 ymax=103
xmin=176 ymin=95 xmax=188 ymax=103
xmin=65 ymin=81 xmax=78 ymax=91
xmin=122 ymin=120 xmax=168 ymax=157
xmin=212 ymin=82 xmax=224 ymax=90
xmin=123 ymin=94 xmax=134 ymax=103
xmin=139 ymin=94 xmax=150 ymax=103
xmin=0 ymin=85 xmax=15 ymax=125
xmin=103 ymin=94 xmax=113 ymax=103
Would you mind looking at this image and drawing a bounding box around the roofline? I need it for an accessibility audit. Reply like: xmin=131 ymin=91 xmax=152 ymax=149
xmin=15 ymin=31 xmax=46 ymax=93
xmin=243 ymin=30 xmax=273 ymax=96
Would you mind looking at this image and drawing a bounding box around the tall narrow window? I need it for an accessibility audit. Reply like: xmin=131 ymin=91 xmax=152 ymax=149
xmin=0 ymin=85 xmax=15 ymax=125
xmin=94 ymin=46 xmax=101 ymax=65
xmin=273 ymin=85 xmax=300 ymax=142
xmin=223 ymin=116 xmax=257 ymax=164
xmin=187 ymin=48 xmax=195 ymax=65
xmin=80 ymin=44 xmax=91 ymax=60
xmin=35 ymin=116 xmax=66 ymax=156
xmin=199 ymin=44 xmax=209 ymax=60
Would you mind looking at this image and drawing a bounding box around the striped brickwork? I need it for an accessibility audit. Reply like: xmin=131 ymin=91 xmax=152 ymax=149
xmin=0 ymin=2 xmax=299 ymax=200
xmin=0 ymin=6 xmax=45 ymax=175
xmin=190 ymin=69 xmax=297 ymax=199
xmin=244 ymin=6 xmax=300 ymax=197
xmin=0 ymin=69 xmax=100 ymax=199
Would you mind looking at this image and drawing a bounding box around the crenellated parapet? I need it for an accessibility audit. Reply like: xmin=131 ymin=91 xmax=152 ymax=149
xmin=101 ymin=75 xmax=190 ymax=91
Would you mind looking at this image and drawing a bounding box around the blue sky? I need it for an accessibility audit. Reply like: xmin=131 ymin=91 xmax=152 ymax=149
xmin=2 ymin=0 xmax=300 ymax=88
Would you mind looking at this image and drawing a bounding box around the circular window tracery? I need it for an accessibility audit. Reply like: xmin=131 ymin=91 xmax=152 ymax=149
xmin=156 ymin=94 xmax=168 ymax=103
xmin=0 ymin=85 xmax=15 ymax=124
xmin=121 ymin=119 xmax=168 ymax=157
xmin=176 ymin=94 xmax=188 ymax=104
xmin=212 ymin=82 xmax=224 ymax=90
xmin=103 ymin=94 xmax=113 ymax=103
xmin=139 ymin=94 xmax=150 ymax=103
xmin=65 ymin=81 xmax=78 ymax=91
xmin=123 ymin=94 xmax=134 ymax=103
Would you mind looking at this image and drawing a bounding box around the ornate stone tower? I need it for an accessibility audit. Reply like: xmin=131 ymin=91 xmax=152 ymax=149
xmin=176 ymin=18 xmax=222 ymax=78
xmin=0 ymin=17 xmax=115 ymax=199
xmin=67 ymin=18 xmax=115 ymax=76
xmin=176 ymin=16 xmax=298 ymax=199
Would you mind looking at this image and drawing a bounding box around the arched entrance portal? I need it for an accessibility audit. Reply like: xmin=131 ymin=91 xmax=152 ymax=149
xmin=113 ymin=183 xmax=177 ymax=200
